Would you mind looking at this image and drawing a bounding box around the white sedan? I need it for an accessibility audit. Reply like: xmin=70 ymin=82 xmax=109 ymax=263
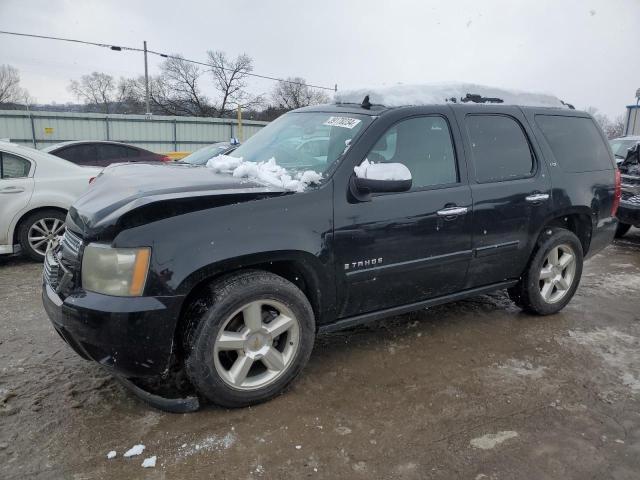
xmin=0 ymin=142 xmax=101 ymax=261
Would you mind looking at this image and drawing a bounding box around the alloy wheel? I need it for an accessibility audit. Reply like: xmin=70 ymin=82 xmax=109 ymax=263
xmin=213 ymin=299 xmax=301 ymax=390
xmin=539 ymin=244 xmax=576 ymax=304
xmin=28 ymin=218 xmax=65 ymax=256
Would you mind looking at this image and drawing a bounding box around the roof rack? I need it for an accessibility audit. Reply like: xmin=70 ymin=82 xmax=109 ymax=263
xmin=458 ymin=93 xmax=504 ymax=104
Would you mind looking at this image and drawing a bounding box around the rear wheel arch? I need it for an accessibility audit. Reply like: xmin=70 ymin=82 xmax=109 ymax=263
xmin=531 ymin=210 xmax=593 ymax=259
xmin=12 ymin=206 xmax=68 ymax=245
xmin=545 ymin=212 xmax=592 ymax=255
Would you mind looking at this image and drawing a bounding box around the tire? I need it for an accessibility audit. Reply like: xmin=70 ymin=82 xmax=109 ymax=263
xmin=18 ymin=209 xmax=66 ymax=262
xmin=615 ymin=222 xmax=631 ymax=238
xmin=508 ymin=227 xmax=583 ymax=315
xmin=185 ymin=270 xmax=315 ymax=408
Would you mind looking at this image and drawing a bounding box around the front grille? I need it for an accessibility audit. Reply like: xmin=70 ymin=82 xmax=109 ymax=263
xmin=621 ymin=194 xmax=640 ymax=206
xmin=622 ymin=191 xmax=634 ymax=201
xmin=43 ymin=228 xmax=84 ymax=297
xmin=621 ymin=174 xmax=640 ymax=187
xmin=43 ymin=251 xmax=60 ymax=290
xmin=60 ymin=229 xmax=83 ymax=259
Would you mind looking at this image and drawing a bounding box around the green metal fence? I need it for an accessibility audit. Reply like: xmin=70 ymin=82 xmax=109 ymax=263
xmin=0 ymin=110 xmax=268 ymax=152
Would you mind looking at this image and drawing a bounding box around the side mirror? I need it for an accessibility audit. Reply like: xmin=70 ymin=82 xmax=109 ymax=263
xmin=351 ymin=161 xmax=412 ymax=201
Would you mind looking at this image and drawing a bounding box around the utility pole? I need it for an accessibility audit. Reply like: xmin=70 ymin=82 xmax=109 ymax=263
xmin=143 ymin=40 xmax=150 ymax=116
xmin=237 ymin=105 xmax=243 ymax=142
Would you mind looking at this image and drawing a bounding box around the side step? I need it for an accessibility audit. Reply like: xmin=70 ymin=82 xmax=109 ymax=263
xmin=319 ymin=280 xmax=518 ymax=333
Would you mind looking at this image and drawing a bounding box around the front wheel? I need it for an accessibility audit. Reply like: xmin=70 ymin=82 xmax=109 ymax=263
xmin=185 ymin=270 xmax=315 ymax=408
xmin=508 ymin=228 xmax=583 ymax=315
xmin=18 ymin=209 xmax=66 ymax=261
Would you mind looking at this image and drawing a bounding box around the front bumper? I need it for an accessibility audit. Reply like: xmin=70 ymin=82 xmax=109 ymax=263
xmin=617 ymin=200 xmax=640 ymax=227
xmin=42 ymin=282 xmax=185 ymax=378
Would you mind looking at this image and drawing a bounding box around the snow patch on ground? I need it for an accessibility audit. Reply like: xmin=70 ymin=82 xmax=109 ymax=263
xmin=141 ymin=456 xmax=157 ymax=468
xmin=106 ymin=450 xmax=116 ymax=459
xmin=470 ymin=431 xmax=519 ymax=450
xmin=336 ymin=83 xmax=566 ymax=108
xmin=123 ymin=444 xmax=145 ymax=457
xmin=206 ymin=154 xmax=322 ymax=192
xmin=566 ymin=327 xmax=640 ymax=393
xmin=178 ymin=432 xmax=236 ymax=458
xmin=496 ymin=359 xmax=547 ymax=380
xmin=582 ymin=272 xmax=640 ymax=296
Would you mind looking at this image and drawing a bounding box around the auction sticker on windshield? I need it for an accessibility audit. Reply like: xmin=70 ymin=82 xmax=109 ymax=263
xmin=324 ymin=116 xmax=362 ymax=129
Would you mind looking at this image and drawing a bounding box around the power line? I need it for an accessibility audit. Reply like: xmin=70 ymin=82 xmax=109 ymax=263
xmin=0 ymin=30 xmax=337 ymax=91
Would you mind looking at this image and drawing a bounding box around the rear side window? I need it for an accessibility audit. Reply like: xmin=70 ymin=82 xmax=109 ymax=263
xmin=124 ymin=147 xmax=141 ymax=158
xmin=56 ymin=144 xmax=97 ymax=165
xmin=0 ymin=152 xmax=31 ymax=178
xmin=97 ymin=144 xmax=133 ymax=161
xmin=535 ymin=115 xmax=611 ymax=172
xmin=465 ymin=115 xmax=534 ymax=183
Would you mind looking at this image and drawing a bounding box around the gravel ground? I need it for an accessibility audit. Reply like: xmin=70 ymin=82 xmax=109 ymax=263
xmin=1 ymin=230 xmax=640 ymax=479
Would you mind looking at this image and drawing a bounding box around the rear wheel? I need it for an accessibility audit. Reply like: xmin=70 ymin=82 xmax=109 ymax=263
xmin=185 ymin=270 xmax=315 ymax=408
xmin=18 ymin=209 xmax=66 ymax=261
xmin=508 ymin=228 xmax=583 ymax=315
xmin=615 ymin=222 xmax=631 ymax=238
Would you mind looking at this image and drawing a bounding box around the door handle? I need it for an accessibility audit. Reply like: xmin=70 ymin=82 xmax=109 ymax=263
xmin=525 ymin=193 xmax=550 ymax=203
xmin=437 ymin=206 xmax=468 ymax=217
xmin=0 ymin=186 xmax=25 ymax=194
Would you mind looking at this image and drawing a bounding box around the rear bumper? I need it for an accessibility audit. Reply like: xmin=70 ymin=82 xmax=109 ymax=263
xmin=617 ymin=202 xmax=640 ymax=227
xmin=42 ymin=283 xmax=185 ymax=378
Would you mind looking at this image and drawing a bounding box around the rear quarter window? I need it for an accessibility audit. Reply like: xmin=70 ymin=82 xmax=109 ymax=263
xmin=535 ymin=115 xmax=612 ymax=172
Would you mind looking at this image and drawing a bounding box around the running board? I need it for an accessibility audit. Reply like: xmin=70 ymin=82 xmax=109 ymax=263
xmin=319 ymin=280 xmax=518 ymax=334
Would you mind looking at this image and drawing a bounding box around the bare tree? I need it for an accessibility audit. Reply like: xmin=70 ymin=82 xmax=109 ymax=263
xmin=587 ymin=107 xmax=625 ymax=139
xmin=207 ymin=50 xmax=263 ymax=116
xmin=154 ymin=55 xmax=214 ymax=116
xmin=607 ymin=115 xmax=625 ymax=139
xmin=0 ymin=65 xmax=27 ymax=104
xmin=271 ymin=77 xmax=330 ymax=110
xmin=68 ymin=72 xmax=116 ymax=113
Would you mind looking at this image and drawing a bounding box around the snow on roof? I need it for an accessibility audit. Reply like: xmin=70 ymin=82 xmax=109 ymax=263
xmin=335 ymin=83 xmax=568 ymax=109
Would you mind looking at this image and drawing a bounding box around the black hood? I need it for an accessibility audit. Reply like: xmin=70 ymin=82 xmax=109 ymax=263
xmin=68 ymin=162 xmax=288 ymax=240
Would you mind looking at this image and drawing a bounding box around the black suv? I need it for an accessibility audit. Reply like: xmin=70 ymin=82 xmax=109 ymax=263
xmin=42 ymin=100 xmax=618 ymax=409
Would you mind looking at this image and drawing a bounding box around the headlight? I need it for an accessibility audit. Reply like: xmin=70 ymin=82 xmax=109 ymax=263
xmin=82 ymin=244 xmax=151 ymax=296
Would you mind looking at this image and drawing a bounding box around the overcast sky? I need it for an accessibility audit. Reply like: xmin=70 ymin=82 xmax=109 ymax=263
xmin=1 ymin=0 xmax=638 ymax=118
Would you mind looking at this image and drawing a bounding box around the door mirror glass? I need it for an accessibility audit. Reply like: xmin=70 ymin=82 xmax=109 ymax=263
xmin=353 ymin=160 xmax=412 ymax=193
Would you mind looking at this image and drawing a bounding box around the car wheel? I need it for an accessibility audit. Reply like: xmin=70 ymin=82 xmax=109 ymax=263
xmin=185 ymin=270 xmax=315 ymax=408
xmin=615 ymin=222 xmax=631 ymax=238
xmin=509 ymin=227 xmax=583 ymax=315
xmin=18 ymin=209 xmax=66 ymax=261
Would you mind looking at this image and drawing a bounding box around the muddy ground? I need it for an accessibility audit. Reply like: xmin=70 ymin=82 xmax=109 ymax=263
xmin=1 ymin=231 xmax=640 ymax=480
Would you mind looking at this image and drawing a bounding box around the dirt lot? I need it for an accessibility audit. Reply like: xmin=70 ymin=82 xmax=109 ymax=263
xmin=1 ymin=231 xmax=640 ymax=480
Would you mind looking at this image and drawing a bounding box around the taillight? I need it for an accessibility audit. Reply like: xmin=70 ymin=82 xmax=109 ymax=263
xmin=612 ymin=169 xmax=621 ymax=216
xmin=160 ymin=155 xmax=172 ymax=162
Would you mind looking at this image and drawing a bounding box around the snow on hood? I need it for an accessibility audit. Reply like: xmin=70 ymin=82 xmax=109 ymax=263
xmin=335 ymin=83 xmax=568 ymax=109
xmin=206 ymin=155 xmax=322 ymax=192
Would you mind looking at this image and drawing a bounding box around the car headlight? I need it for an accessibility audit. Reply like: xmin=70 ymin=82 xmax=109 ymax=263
xmin=82 ymin=244 xmax=151 ymax=296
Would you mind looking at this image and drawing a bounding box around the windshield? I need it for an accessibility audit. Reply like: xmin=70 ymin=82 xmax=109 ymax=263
xmin=183 ymin=143 xmax=233 ymax=165
xmin=610 ymin=139 xmax=638 ymax=158
xmin=229 ymin=112 xmax=372 ymax=175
